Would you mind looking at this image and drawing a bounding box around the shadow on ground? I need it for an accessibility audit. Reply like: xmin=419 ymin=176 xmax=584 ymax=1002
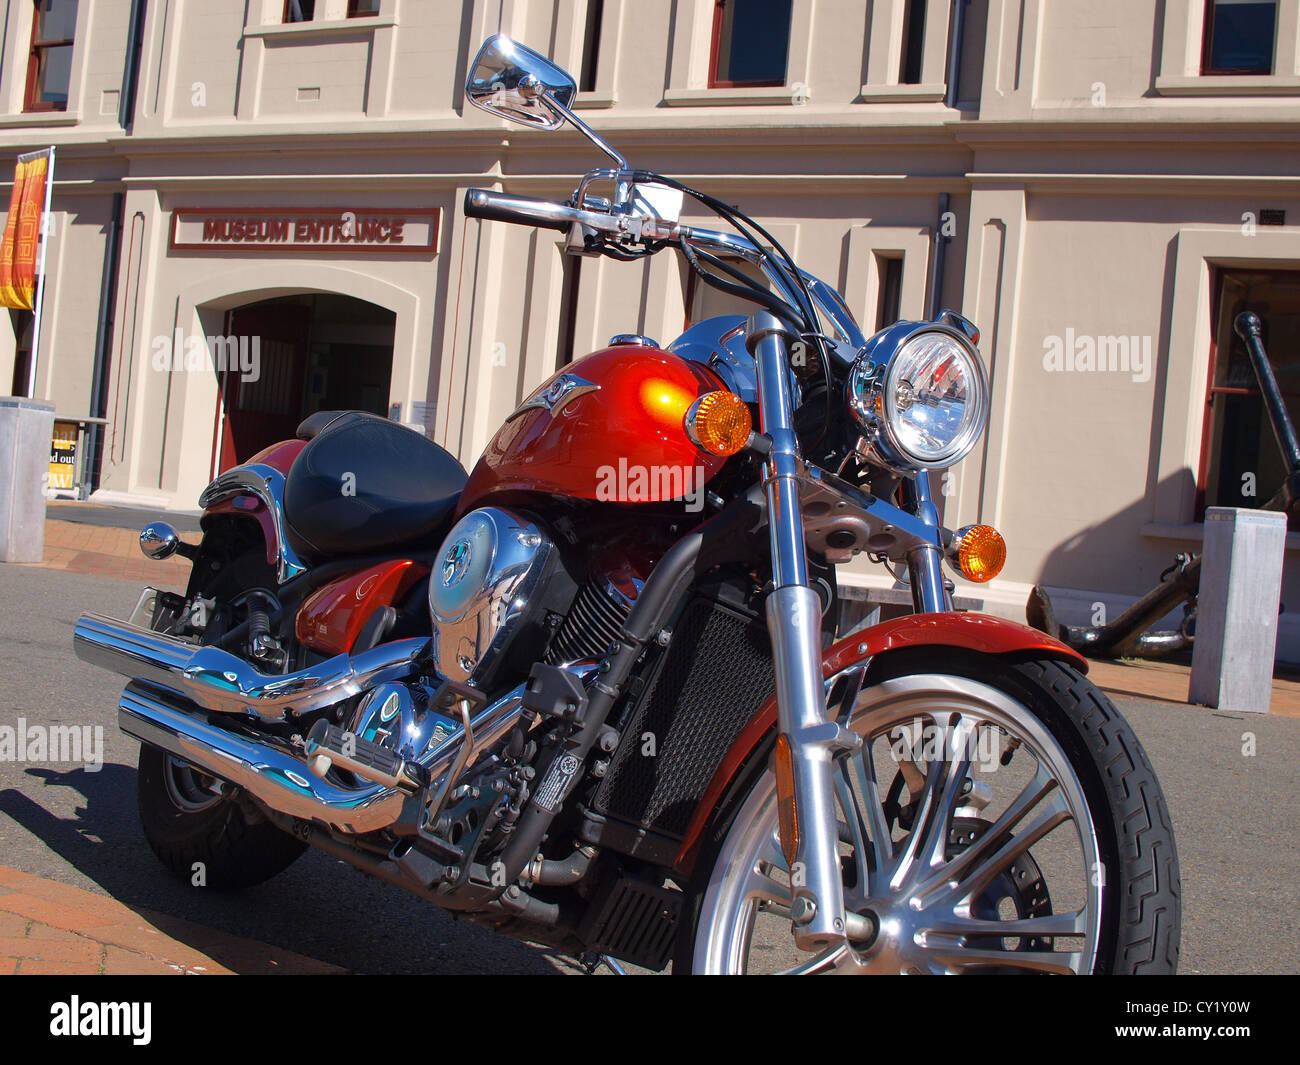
xmin=0 ymin=763 xmax=571 ymax=975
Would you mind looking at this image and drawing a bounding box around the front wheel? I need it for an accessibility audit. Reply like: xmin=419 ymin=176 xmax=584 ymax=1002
xmin=676 ymin=651 xmax=1180 ymax=974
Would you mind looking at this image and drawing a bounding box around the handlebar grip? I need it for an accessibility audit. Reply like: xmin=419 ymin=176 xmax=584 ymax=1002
xmin=464 ymin=188 xmax=576 ymax=233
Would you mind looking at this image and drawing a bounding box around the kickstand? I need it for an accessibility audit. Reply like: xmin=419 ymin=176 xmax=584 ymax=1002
xmin=578 ymin=951 xmax=627 ymax=975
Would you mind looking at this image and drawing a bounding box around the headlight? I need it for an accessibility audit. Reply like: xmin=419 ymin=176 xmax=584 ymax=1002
xmin=847 ymin=322 xmax=989 ymax=471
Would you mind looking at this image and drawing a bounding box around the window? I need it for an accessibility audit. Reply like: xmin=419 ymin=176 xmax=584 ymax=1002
xmin=876 ymin=256 xmax=903 ymax=330
xmin=9 ymin=311 xmax=33 ymax=397
xmin=1202 ymin=0 xmax=1278 ymax=75
xmin=899 ymin=0 xmax=927 ymax=85
xmin=347 ymin=0 xmax=380 ymax=16
xmin=579 ymin=0 xmax=605 ymax=94
xmin=1199 ymin=269 xmax=1300 ymax=529
xmin=283 ymin=0 xmax=315 ymax=23
xmin=709 ymin=0 xmax=793 ymax=88
xmin=24 ymin=0 xmax=77 ymax=113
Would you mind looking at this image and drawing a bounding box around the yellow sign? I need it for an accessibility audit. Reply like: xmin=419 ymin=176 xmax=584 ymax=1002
xmin=49 ymin=420 xmax=76 ymax=491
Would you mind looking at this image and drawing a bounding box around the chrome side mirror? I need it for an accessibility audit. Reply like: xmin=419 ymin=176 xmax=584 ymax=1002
xmin=466 ymin=35 xmax=577 ymax=131
xmin=139 ymin=521 xmax=180 ymax=560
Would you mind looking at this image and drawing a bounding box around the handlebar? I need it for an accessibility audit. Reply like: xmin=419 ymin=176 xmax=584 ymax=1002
xmin=463 ymin=188 xmax=585 ymax=232
xmin=463 ymin=186 xmax=867 ymax=350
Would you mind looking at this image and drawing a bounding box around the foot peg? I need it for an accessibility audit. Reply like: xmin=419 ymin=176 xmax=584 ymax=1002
xmin=305 ymin=720 xmax=429 ymax=794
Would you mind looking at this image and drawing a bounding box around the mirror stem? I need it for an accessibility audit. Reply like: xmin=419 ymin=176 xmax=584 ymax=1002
xmin=547 ymin=95 xmax=628 ymax=171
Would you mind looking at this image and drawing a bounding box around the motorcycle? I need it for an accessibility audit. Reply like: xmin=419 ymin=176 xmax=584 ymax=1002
xmin=72 ymin=36 xmax=1180 ymax=974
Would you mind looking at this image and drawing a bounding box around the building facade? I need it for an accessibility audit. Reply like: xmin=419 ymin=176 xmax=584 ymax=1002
xmin=3 ymin=0 xmax=1300 ymax=658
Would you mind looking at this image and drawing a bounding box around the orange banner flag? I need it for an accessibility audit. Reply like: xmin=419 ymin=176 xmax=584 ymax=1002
xmin=0 ymin=150 xmax=52 ymax=310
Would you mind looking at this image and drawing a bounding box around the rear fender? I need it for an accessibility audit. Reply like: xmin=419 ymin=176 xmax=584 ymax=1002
xmin=197 ymin=441 xmax=307 ymax=583
xmin=673 ymin=612 xmax=1087 ymax=873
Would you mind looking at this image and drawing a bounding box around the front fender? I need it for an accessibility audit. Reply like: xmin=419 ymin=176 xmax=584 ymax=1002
xmin=674 ymin=612 xmax=1086 ymax=872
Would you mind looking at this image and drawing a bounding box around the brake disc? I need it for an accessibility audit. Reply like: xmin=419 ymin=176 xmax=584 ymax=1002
xmin=948 ymin=815 xmax=1055 ymax=953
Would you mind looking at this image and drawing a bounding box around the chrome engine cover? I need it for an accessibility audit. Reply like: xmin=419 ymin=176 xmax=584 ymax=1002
xmin=429 ymin=507 xmax=558 ymax=689
xmin=349 ymin=681 xmax=459 ymax=762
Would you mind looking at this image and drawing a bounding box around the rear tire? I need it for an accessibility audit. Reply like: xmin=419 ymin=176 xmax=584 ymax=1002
xmin=675 ymin=650 xmax=1180 ymax=974
xmin=137 ymin=744 xmax=306 ymax=890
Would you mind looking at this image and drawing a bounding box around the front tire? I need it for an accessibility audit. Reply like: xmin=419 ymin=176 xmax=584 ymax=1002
xmin=137 ymin=744 xmax=307 ymax=890
xmin=676 ymin=651 xmax=1180 ymax=974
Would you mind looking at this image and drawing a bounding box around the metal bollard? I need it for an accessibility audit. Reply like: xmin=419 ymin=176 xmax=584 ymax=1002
xmin=0 ymin=397 xmax=56 ymax=564
xmin=1188 ymin=507 xmax=1288 ymax=713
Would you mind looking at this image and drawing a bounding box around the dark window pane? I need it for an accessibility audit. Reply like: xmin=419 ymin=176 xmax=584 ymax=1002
xmin=876 ymin=257 xmax=903 ymax=330
xmin=34 ymin=43 xmax=73 ymax=106
xmin=284 ymin=0 xmax=315 ymax=23
xmin=900 ymin=0 xmax=926 ymax=84
xmin=713 ymin=0 xmax=793 ymax=86
xmin=34 ymin=0 xmax=77 ymax=43
xmin=347 ymin=0 xmax=380 ymax=16
xmin=579 ymin=0 xmax=604 ymax=93
xmin=1205 ymin=0 xmax=1277 ymax=74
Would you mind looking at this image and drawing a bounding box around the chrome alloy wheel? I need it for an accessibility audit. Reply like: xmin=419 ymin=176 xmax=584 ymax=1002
xmin=692 ymin=674 xmax=1104 ymax=974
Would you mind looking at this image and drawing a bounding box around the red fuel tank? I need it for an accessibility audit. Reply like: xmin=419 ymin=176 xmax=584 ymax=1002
xmin=458 ymin=346 xmax=732 ymax=513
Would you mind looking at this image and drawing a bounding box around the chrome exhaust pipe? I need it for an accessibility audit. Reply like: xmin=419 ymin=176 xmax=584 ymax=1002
xmin=74 ymin=612 xmax=427 ymax=721
xmin=119 ymin=680 xmax=528 ymax=835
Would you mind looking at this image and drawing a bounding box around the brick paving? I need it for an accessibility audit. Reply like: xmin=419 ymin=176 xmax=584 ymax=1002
xmin=37 ymin=519 xmax=189 ymax=589
xmin=0 ymin=866 xmax=342 ymax=975
xmin=1085 ymin=657 xmax=1300 ymax=717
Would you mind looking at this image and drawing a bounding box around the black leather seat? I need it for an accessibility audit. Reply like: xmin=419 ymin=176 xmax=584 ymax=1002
xmin=296 ymin=409 xmax=367 ymax=440
xmin=283 ymin=411 xmax=467 ymax=560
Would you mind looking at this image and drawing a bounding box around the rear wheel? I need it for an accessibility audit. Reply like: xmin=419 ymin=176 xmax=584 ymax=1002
xmin=135 ymin=534 xmax=305 ymax=890
xmin=677 ymin=651 xmax=1180 ymax=974
xmin=137 ymin=744 xmax=307 ymax=890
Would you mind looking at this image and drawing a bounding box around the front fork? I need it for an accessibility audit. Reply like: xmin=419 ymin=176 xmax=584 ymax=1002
xmin=748 ymin=312 xmax=948 ymax=950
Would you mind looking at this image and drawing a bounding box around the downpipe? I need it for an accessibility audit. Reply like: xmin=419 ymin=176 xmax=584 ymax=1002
xmin=118 ymin=680 xmax=528 ymax=835
xmin=74 ymin=611 xmax=427 ymax=721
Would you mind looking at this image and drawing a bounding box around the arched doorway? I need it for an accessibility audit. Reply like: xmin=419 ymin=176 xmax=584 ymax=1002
xmin=213 ymin=293 xmax=396 ymax=473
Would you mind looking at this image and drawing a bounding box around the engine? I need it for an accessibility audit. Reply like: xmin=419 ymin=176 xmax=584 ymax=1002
xmin=428 ymin=507 xmax=579 ymax=693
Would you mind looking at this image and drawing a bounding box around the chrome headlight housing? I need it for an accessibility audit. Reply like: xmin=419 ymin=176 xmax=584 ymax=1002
xmin=846 ymin=317 xmax=989 ymax=472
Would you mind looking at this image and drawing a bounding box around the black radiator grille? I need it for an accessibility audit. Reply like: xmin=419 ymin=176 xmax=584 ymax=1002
xmin=578 ymin=876 xmax=682 ymax=971
xmin=593 ymin=596 xmax=774 ymax=839
xmin=546 ymin=579 xmax=632 ymax=664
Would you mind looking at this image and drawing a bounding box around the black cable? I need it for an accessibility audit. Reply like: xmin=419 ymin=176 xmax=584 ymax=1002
xmin=680 ymin=241 xmax=804 ymax=323
xmin=639 ymin=173 xmax=835 ymax=448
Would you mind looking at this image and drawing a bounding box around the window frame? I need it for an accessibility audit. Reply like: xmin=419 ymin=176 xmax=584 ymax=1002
xmin=1200 ymin=0 xmax=1279 ymax=75
xmin=1195 ymin=265 xmax=1300 ymax=525
xmin=23 ymin=0 xmax=77 ymax=114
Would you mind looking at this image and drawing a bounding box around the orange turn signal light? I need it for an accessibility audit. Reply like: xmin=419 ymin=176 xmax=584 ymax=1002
xmin=773 ymin=733 xmax=800 ymax=869
xmin=685 ymin=391 xmax=752 ymax=457
xmin=949 ymin=524 xmax=1006 ymax=583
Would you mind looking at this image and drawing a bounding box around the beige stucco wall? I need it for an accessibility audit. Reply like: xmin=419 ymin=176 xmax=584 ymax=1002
xmin=2 ymin=0 xmax=1299 ymax=655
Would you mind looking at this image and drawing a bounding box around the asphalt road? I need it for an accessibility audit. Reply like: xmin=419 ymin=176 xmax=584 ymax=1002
xmin=0 ymin=563 xmax=1295 ymax=975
